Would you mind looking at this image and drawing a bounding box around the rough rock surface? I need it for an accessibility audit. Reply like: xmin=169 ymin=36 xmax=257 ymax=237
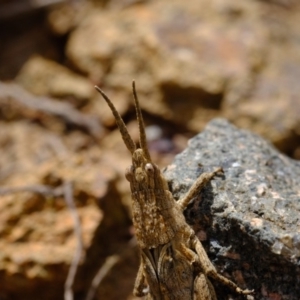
xmin=66 ymin=0 xmax=266 ymax=130
xmin=0 ymin=111 xmax=134 ymax=299
xmin=164 ymin=119 xmax=300 ymax=300
xmin=16 ymin=56 xmax=94 ymax=104
xmin=65 ymin=0 xmax=300 ymax=157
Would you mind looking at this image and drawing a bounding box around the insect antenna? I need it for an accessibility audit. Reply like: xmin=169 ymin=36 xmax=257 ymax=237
xmin=132 ymin=81 xmax=151 ymax=161
xmin=95 ymin=85 xmax=136 ymax=154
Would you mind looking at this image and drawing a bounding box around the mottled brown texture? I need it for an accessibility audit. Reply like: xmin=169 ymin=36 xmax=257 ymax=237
xmin=64 ymin=0 xmax=300 ymax=159
xmin=96 ymin=82 xmax=253 ymax=299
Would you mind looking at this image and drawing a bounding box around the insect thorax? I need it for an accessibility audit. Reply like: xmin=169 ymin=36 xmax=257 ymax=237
xmin=131 ymin=189 xmax=182 ymax=249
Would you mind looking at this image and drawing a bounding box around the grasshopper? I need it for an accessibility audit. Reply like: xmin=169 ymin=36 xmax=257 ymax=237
xmin=95 ymin=82 xmax=253 ymax=299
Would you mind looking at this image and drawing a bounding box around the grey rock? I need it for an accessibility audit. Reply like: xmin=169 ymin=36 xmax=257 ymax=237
xmin=164 ymin=119 xmax=300 ymax=300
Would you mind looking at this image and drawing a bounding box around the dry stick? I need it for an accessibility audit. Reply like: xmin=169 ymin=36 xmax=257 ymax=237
xmin=0 ymin=184 xmax=63 ymax=196
xmin=0 ymin=0 xmax=68 ymax=21
xmin=64 ymin=181 xmax=84 ymax=300
xmin=85 ymin=237 xmax=136 ymax=300
xmin=0 ymin=81 xmax=103 ymax=138
xmin=85 ymin=255 xmax=120 ymax=300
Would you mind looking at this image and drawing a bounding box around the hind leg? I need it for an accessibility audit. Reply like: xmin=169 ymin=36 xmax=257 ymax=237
xmin=193 ymin=238 xmax=253 ymax=296
xmin=194 ymin=273 xmax=217 ymax=300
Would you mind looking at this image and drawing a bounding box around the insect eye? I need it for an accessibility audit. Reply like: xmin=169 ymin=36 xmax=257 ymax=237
xmin=145 ymin=163 xmax=154 ymax=173
xmin=125 ymin=166 xmax=134 ymax=181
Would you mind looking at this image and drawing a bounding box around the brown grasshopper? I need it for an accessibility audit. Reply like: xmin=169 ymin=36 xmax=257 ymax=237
xmin=95 ymin=82 xmax=253 ymax=299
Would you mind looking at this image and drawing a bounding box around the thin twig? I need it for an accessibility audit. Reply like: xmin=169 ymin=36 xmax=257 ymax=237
xmin=85 ymin=255 xmax=120 ymax=300
xmin=0 ymin=81 xmax=103 ymax=138
xmin=64 ymin=181 xmax=84 ymax=300
xmin=85 ymin=237 xmax=136 ymax=300
xmin=0 ymin=0 xmax=68 ymax=20
xmin=0 ymin=184 xmax=63 ymax=196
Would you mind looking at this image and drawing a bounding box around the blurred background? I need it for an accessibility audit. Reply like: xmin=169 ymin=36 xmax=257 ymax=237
xmin=0 ymin=0 xmax=300 ymax=299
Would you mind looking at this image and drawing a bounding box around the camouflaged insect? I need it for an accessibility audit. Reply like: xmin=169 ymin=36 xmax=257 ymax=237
xmin=95 ymin=82 xmax=253 ymax=300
